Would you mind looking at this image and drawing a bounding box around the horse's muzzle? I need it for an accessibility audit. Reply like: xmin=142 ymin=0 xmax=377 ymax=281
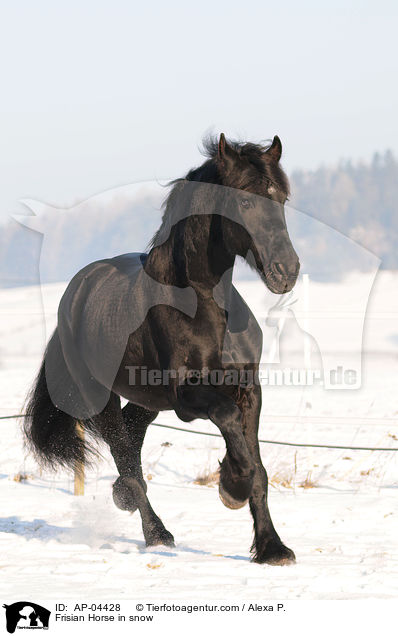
xmin=264 ymin=260 xmax=300 ymax=294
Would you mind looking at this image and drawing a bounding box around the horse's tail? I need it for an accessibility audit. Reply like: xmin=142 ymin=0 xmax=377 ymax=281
xmin=24 ymin=328 xmax=99 ymax=471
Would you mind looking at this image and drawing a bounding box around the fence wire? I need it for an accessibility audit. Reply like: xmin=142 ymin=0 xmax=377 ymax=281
xmin=2 ymin=413 xmax=397 ymax=452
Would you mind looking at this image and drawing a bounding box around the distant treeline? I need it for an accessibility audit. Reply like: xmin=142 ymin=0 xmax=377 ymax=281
xmin=289 ymin=150 xmax=398 ymax=270
xmin=0 ymin=151 xmax=396 ymax=288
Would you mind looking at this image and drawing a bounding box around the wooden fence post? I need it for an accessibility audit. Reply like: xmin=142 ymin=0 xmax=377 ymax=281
xmin=74 ymin=422 xmax=85 ymax=496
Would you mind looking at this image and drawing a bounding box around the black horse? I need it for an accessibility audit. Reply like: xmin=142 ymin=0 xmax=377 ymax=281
xmin=25 ymin=133 xmax=300 ymax=565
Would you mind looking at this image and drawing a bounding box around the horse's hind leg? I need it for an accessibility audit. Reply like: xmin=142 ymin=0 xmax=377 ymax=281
xmin=112 ymin=403 xmax=158 ymax=512
xmin=96 ymin=395 xmax=174 ymax=547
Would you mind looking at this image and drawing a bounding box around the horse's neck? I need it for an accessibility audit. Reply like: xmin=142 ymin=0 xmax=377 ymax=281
xmin=145 ymin=215 xmax=235 ymax=294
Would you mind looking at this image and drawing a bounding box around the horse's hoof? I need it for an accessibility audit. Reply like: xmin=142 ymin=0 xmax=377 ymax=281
xmin=252 ymin=539 xmax=296 ymax=566
xmin=112 ymin=477 xmax=147 ymax=513
xmin=113 ymin=485 xmax=138 ymax=512
xmin=145 ymin=529 xmax=175 ymax=548
xmin=218 ymin=457 xmax=254 ymax=507
xmin=219 ymin=482 xmax=248 ymax=509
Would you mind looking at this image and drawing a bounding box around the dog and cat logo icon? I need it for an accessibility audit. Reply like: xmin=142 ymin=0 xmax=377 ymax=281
xmin=2 ymin=603 xmax=51 ymax=633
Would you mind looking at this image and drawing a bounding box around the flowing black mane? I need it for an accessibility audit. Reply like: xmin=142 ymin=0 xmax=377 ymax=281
xmin=149 ymin=134 xmax=290 ymax=250
xmin=193 ymin=134 xmax=289 ymax=191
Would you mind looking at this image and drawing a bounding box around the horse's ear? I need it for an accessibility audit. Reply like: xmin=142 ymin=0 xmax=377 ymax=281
xmin=266 ymin=135 xmax=282 ymax=162
xmin=218 ymin=133 xmax=236 ymax=165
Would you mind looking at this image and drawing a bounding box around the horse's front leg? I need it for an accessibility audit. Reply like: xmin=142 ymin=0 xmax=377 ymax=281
xmin=176 ymin=385 xmax=255 ymax=508
xmin=243 ymin=384 xmax=296 ymax=565
xmin=208 ymin=393 xmax=255 ymax=509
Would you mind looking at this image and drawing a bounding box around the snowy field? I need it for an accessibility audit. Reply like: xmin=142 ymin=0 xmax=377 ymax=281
xmin=0 ymin=272 xmax=397 ymax=600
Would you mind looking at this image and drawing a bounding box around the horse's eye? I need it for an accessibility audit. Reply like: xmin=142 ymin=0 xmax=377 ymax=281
xmin=240 ymin=199 xmax=250 ymax=209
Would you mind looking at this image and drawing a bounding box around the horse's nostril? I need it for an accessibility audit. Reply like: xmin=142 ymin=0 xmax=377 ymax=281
xmin=272 ymin=262 xmax=286 ymax=278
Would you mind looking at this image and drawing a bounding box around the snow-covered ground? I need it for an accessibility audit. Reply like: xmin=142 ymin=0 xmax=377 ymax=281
xmin=0 ymin=272 xmax=397 ymax=599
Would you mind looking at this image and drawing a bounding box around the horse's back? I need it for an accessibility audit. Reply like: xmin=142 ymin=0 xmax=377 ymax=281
xmin=60 ymin=253 xmax=147 ymax=305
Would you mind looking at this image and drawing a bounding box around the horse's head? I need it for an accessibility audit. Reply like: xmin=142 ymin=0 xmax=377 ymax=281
xmin=210 ymin=133 xmax=300 ymax=293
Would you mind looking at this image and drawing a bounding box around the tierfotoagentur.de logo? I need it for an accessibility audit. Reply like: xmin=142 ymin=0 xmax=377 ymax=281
xmin=2 ymin=603 xmax=51 ymax=633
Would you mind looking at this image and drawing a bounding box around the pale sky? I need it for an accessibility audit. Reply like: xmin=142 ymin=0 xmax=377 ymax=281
xmin=1 ymin=0 xmax=397 ymax=221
